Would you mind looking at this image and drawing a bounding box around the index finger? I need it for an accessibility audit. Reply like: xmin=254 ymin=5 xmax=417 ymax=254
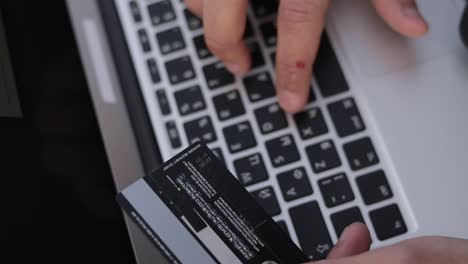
xmin=276 ymin=0 xmax=329 ymax=113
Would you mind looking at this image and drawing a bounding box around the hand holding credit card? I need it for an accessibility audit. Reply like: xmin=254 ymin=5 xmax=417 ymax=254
xmin=117 ymin=142 xmax=307 ymax=264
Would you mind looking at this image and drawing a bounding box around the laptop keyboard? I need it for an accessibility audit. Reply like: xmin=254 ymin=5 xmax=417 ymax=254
xmin=116 ymin=0 xmax=410 ymax=260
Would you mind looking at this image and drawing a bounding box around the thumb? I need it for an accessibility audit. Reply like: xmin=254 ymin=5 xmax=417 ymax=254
xmin=326 ymin=223 xmax=371 ymax=259
xmin=372 ymin=0 xmax=428 ymax=38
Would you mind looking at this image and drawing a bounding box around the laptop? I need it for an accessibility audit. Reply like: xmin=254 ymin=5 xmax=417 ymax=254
xmin=66 ymin=0 xmax=468 ymax=263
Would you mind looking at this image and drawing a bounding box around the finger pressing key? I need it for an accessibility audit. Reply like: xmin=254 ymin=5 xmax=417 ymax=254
xmin=203 ymin=0 xmax=251 ymax=75
xmin=276 ymin=0 xmax=330 ymax=113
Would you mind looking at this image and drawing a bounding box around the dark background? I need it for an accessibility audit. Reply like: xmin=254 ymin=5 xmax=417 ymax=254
xmin=3 ymin=1 xmax=136 ymax=263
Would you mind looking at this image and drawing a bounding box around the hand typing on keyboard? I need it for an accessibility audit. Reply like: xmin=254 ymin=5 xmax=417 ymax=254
xmin=184 ymin=0 xmax=428 ymax=113
xmin=312 ymin=223 xmax=468 ymax=264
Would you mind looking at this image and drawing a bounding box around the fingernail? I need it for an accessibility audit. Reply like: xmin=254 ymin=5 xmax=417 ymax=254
xmin=225 ymin=63 xmax=242 ymax=75
xmin=279 ymin=90 xmax=301 ymax=112
xmin=402 ymin=6 xmax=422 ymax=19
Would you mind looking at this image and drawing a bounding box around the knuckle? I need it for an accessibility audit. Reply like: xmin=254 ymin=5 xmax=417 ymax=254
xmin=280 ymin=0 xmax=328 ymax=24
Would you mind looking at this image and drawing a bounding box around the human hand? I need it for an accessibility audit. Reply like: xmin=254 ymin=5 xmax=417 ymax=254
xmin=185 ymin=0 xmax=429 ymax=113
xmin=313 ymin=223 xmax=468 ymax=264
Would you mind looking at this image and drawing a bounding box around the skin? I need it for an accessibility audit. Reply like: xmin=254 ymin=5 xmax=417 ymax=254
xmin=184 ymin=0 xmax=429 ymax=113
xmin=314 ymin=223 xmax=468 ymax=264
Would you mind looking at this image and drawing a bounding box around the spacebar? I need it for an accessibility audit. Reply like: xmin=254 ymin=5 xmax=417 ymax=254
xmin=289 ymin=201 xmax=333 ymax=261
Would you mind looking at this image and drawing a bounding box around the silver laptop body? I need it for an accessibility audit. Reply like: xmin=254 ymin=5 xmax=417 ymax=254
xmin=67 ymin=0 xmax=468 ymax=263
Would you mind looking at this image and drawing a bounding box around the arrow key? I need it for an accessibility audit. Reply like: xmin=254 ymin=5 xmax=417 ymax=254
xmin=289 ymin=201 xmax=333 ymax=260
xmin=277 ymin=167 xmax=313 ymax=202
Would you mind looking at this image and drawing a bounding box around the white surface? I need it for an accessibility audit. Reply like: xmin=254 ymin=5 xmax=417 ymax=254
xmin=328 ymin=0 xmax=468 ymax=239
xmin=330 ymin=0 xmax=460 ymax=78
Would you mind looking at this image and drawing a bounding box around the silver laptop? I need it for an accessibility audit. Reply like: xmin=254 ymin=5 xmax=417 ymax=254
xmin=66 ymin=0 xmax=468 ymax=263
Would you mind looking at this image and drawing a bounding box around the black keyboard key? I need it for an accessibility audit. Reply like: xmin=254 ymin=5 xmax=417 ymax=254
xmin=328 ymin=97 xmax=365 ymax=137
xmin=344 ymin=137 xmax=379 ymax=171
xmin=203 ymin=62 xmax=235 ymax=90
xmin=254 ymin=103 xmax=288 ymax=134
xmin=223 ymin=121 xmax=257 ymax=153
xmin=356 ymin=170 xmax=393 ymax=205
xmin=234 ymin=153 xmax=269 ymax=186
xmin=184 ymin=9 xmax=202 ymax=30
xmin=260 ymin=21 xmax=277 ymax=47
xmin=276 ymin=221 xmax=290 ymax=237
xmin=155 ymin=89 xmax=171 ymax=115
xmin=248 ymin=42 xmax=265 ymax=69
xmin=146 ymin=58 xmax=160 ymax=83
xmin=184 ymin=116 xmax=217 ymax=144
xmin=251 ymin=0 xmax=279 ymax=19
xmin=251 ymin=187 xmax=281 ymax=216
xmin=331 ymin=207 xmax=365 ymax=238
xmin=156 ymin=27 xmax=186 ymax=55
xmin=314 ymin=34 xmax=349 ymax=97
xmin=165 ymin=121 xmax=181 ymax=149
xmin=174 ymin=85 xmax=206 ymax=116
xmin=266 ymin=135 xmax=300 ymax=168
xmin=306 ymin=140 xmax=341 ymax=173
xmin=277 ymin=167 xmax=313 ymax=202
xmin=129 ymin=1 xmax=142 ymax=23
xmin=213 ymin=90 xmax=245 ymax=121
xmin=243 ymin=71 xmax=276 ymax=102
xmin=148 ymin=1 xmax=176 ymax=26
xmin=211 ymin=147 xmax=226 ymax=165
xmin=370 ymin=204 xmax=407 ymax=241
xmin=165 ymin=56 xmax=196 ymax=85
xmin=244 ymin=19 xmax=254 ymax=39
xmin=294 ymin=107 xmax=328 ymax=140
xmin=193 ymin=35 xmax=213 ymax=59
xmin=289 ymin=201 xmax=333 ymax=261
xmin=308 ymin=86 xmax=316 ymax=103
xmin=137 ymin=29 xmax=151 ymax=52
xmin=270 ymin=52 xmax=276 ymax=67
xmin=318 ymin=173 xmax=355 ymax=208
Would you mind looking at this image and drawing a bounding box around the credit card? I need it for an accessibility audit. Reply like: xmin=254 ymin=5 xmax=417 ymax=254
xmin=117 ymin=142 xmax=307 ymax=264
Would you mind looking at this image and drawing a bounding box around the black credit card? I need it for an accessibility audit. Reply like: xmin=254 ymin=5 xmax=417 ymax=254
xmin=117 ymin=142 xmax=307 ymax=264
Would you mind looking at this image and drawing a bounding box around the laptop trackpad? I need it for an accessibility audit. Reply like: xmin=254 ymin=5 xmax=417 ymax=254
xmin=329 ymin=0 xmax=462 ymax=78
